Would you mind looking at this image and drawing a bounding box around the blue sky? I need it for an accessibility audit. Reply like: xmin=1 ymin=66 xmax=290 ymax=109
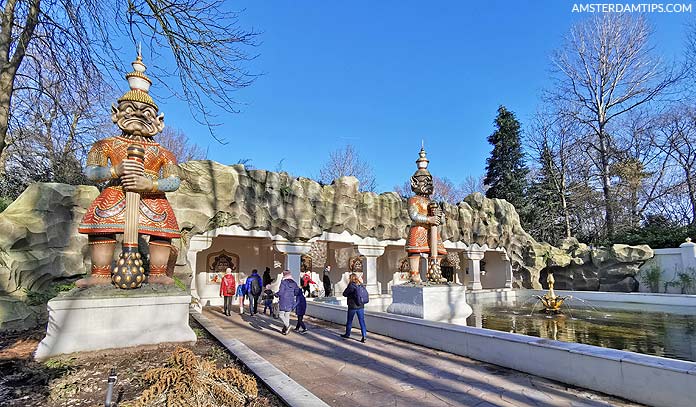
xmin=154 ymin=1 xmax=693 ymax=192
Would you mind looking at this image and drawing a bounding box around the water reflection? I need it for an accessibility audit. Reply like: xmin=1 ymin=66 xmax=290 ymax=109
xmin=465 ymin=299 xmax=696 ymax=362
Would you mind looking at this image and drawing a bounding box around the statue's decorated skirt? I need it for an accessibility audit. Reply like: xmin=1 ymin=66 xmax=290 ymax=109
xmin=78 ymin=186 xmax=180 ymax=238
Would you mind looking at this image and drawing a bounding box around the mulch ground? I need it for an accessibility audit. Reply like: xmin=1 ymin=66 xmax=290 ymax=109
xmin=0 ymin=318 xmax=285 ymax=407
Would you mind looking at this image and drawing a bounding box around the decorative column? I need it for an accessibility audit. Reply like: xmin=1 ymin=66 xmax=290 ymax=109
xmin=463 ymin=250 xmax=485 ymax=290
xmin=680 ymin=238 xmax=696 ymax=270
xmin=273 ymin=241 xmax=312 ymax=282
xmin=187 ymin=233 xmax=214 ymax=313
xmin=357 ymin=245 xmax=385 ymax=295
xmin=501 ymin=252 xmax=513 ymax=289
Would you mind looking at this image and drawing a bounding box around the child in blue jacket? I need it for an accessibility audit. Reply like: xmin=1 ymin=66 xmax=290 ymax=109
xmin=235 ymin=279 xmax=247 ymax=315
xmin=293 ymin=287 xmax=307 ymax=333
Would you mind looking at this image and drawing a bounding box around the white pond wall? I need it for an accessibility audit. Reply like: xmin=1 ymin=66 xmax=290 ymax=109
xmin=639 ymin=239 xmax=696 ymax=293
xmin=306 ymin=300 xmax=696 ymax=407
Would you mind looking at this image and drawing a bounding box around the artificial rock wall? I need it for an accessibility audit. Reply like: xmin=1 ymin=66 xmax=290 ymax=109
xmin=0 ymin=160 xmax=653 ymax=296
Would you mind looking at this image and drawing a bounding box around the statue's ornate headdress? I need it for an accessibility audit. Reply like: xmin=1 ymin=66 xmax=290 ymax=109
xmin=117 ymin=52 xmax=158 ymax=110
xmin=413 ymin=146 xmax=431 ymax=178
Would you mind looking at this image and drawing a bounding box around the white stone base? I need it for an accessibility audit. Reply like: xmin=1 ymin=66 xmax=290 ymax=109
xmin=35 ymin=291 xmax=196 ymax=360
xmin=386 ymin=284 xmax=473 ymax=322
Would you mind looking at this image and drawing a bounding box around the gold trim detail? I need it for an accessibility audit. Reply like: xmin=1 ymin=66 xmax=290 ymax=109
xmin=118 ymin=89 xmax=158 ymax=110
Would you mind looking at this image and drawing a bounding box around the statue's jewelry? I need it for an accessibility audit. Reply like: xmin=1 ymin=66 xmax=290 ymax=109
xmin=110 ymin=166 xmax=118 ymax=179
xmin=88 ymin=239 xmax=117 ymax=246
xmin=151 ymin=179 xmax=159 ymax=192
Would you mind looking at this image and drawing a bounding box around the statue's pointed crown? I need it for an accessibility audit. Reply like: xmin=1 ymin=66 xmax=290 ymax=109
xmin=413 ymin=144 xmax=431 ymax=177
xmin=117 ymin=49 xmax=158 ymax=110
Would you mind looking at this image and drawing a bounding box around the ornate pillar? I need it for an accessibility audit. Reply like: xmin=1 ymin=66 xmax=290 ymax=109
xmin=188 ymin=233 xmax=214 ymax=313
xmin=463 ymin=250 xmax=485 ymax=291
xmin=357 ymin=245 xmax=385 ymax=295
xmin=273 ymin=241 xmax=312 ymax=282
xmin=501 ymin=252 xmax=513 ymax=289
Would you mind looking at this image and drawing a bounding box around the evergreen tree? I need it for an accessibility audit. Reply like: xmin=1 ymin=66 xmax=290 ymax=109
xmin=484 ymin=106 xmax=529 ymax=212
xmin=527 ymin=145 xmax=566 ymax=244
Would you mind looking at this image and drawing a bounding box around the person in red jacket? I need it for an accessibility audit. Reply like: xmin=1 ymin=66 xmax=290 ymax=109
xmin=219 ymin=268 xmax=236 ymax=316
xmin=300 ymin=271 xmax=316 ymax=297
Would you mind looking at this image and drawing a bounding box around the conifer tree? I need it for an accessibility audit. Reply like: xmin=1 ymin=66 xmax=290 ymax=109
xmin=484 ymin=106 xmax=529 ymax=212
xmin=527 ymin=145 xmax=566 ymax=244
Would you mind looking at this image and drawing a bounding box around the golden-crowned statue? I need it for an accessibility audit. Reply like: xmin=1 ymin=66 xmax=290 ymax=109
xmin=405 ymin=147 xmax=447 ymax=284
xmin=76 ymin=52 xmax=180 ymax=289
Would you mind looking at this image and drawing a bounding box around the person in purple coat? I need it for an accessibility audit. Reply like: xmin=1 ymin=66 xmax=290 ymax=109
xmin=276 ymin=269 xmax=299 ymax=335
xmin=293 ymin=287 xmax=307 ymax=333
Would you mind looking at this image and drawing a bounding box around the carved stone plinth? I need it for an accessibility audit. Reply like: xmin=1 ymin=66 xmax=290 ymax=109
xmin=35 ymin=285 xmax=196 ymax=360
xmin=386 ymin=284 xmax=472 ymax=323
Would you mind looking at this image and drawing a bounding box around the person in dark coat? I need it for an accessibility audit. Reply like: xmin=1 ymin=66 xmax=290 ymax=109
xmin=262 ymin=285 xmax=274 ymax=315
xmin=245 ymin=269 xmax=263 ymax=315
xmin=262 ymin=267 xmax=274 ymax=287
xmin=293 ymin=287 xmax=307 ymax=333
xmin=276 ymin=269 xmax=299 ymax=335
xmin=322 ymin=265 xmax=332 ymax=297
xmin=341 ymin=273 xmax=367 ymax=343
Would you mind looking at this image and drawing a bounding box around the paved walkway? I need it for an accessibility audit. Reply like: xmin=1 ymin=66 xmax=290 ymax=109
xmin=203 ymin=307 xmax=643 ymax=407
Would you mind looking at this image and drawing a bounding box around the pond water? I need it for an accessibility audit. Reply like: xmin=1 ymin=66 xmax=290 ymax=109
xmin=465 ymin=297 xmax=696 ymax=362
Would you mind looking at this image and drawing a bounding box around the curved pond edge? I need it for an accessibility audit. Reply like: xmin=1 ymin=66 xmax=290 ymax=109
xmin=306 ymin=298 xmax=696 ymax=407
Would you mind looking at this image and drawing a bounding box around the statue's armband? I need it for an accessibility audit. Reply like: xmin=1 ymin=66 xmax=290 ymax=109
xmin=85 ymin=165 xmax=113 ymax=183
xmin=408 ymin=204 xmax=429 ymax=223
xmin=154 ymin=176 xmax=181 ymax=192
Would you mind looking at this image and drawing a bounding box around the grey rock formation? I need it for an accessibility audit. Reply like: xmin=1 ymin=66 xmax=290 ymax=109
xmin=0 ymin=161 xmax=653 ymax=301
xmin=0 ymin=183 xmax=95 ymax=294
xmin=539 ymin=239 xmax=653 ymax=291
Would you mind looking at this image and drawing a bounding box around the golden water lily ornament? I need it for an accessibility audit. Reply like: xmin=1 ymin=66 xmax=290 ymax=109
xmin=536 ymin=273 xmax=569 ymax=313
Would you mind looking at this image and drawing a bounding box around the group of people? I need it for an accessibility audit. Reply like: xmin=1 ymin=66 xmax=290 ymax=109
xmin=219 ymin=267 xmax=275 ymax=316
xmin=219 ymin=265 xmax=368 ymax=342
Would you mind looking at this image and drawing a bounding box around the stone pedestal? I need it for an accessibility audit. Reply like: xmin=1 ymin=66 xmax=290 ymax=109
xmin=35 ymin=286 xmax=196 ymax=360
xmin=386 ymin=284 xmax=473 ymax=323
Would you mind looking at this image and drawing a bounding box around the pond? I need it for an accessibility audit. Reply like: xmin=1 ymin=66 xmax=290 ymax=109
xmin=465 ymin=297 xmax=696 ymax=362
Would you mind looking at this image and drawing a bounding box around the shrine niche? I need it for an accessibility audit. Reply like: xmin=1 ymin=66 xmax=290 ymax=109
xmin=206 ymin=250 xmax=239 ymax=285
xmin=301 ymin=255 xmax=312 ymax=272
xmin=349 ymin=256 xmax=363 ymax=273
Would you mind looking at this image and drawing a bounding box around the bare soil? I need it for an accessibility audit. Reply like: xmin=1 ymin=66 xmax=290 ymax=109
xmin=0 ymin=318 xmax=285 ymax=407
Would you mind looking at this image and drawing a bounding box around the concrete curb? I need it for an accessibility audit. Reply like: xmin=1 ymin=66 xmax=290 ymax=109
xmin=192 ymin=312 xmax=329 ymax=407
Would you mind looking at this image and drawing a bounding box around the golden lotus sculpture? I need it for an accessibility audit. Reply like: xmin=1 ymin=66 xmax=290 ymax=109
xmin=536 ymin=273 xmax=569 ymax=313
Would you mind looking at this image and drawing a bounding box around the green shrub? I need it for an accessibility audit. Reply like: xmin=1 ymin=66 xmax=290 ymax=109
xmin=24 ymin=280 xmax=77 ymax=305
xmin=639 ymin=264 xmax=662 ymax=293
xmin=665 ymin=268 xmax=696 ymax=294
xmin=612 ymin=215 xmax=696 ymax=249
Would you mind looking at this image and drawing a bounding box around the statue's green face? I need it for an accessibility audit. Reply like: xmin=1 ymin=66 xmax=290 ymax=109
xmin=111 ymin=101 xmax=164 ymax=137
xmin=411 ymin=174 xmax=433 ymax=196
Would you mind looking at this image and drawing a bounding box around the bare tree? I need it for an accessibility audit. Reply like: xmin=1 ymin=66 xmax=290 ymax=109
xmin=156 ymin=127 xmax=206 ymax=163
xmin=460 ymin=175 xmax=487 ymax=196
xmin=548 ymin=14 xmax=682 ymax=238
xmin=526 ymin=110 xmax=578 ymax=239
xmin=0 ymin=47 xmax=113 ymax=197
xmin=0 ymin=0 xmax=258 ymax=164
xmin=653 ymin=105 xmax=696 ymax=224
xmin=394 ymin=175 xmax=466 ymax=204
xmin=319 ymin=145 xmax=377 ymax=192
